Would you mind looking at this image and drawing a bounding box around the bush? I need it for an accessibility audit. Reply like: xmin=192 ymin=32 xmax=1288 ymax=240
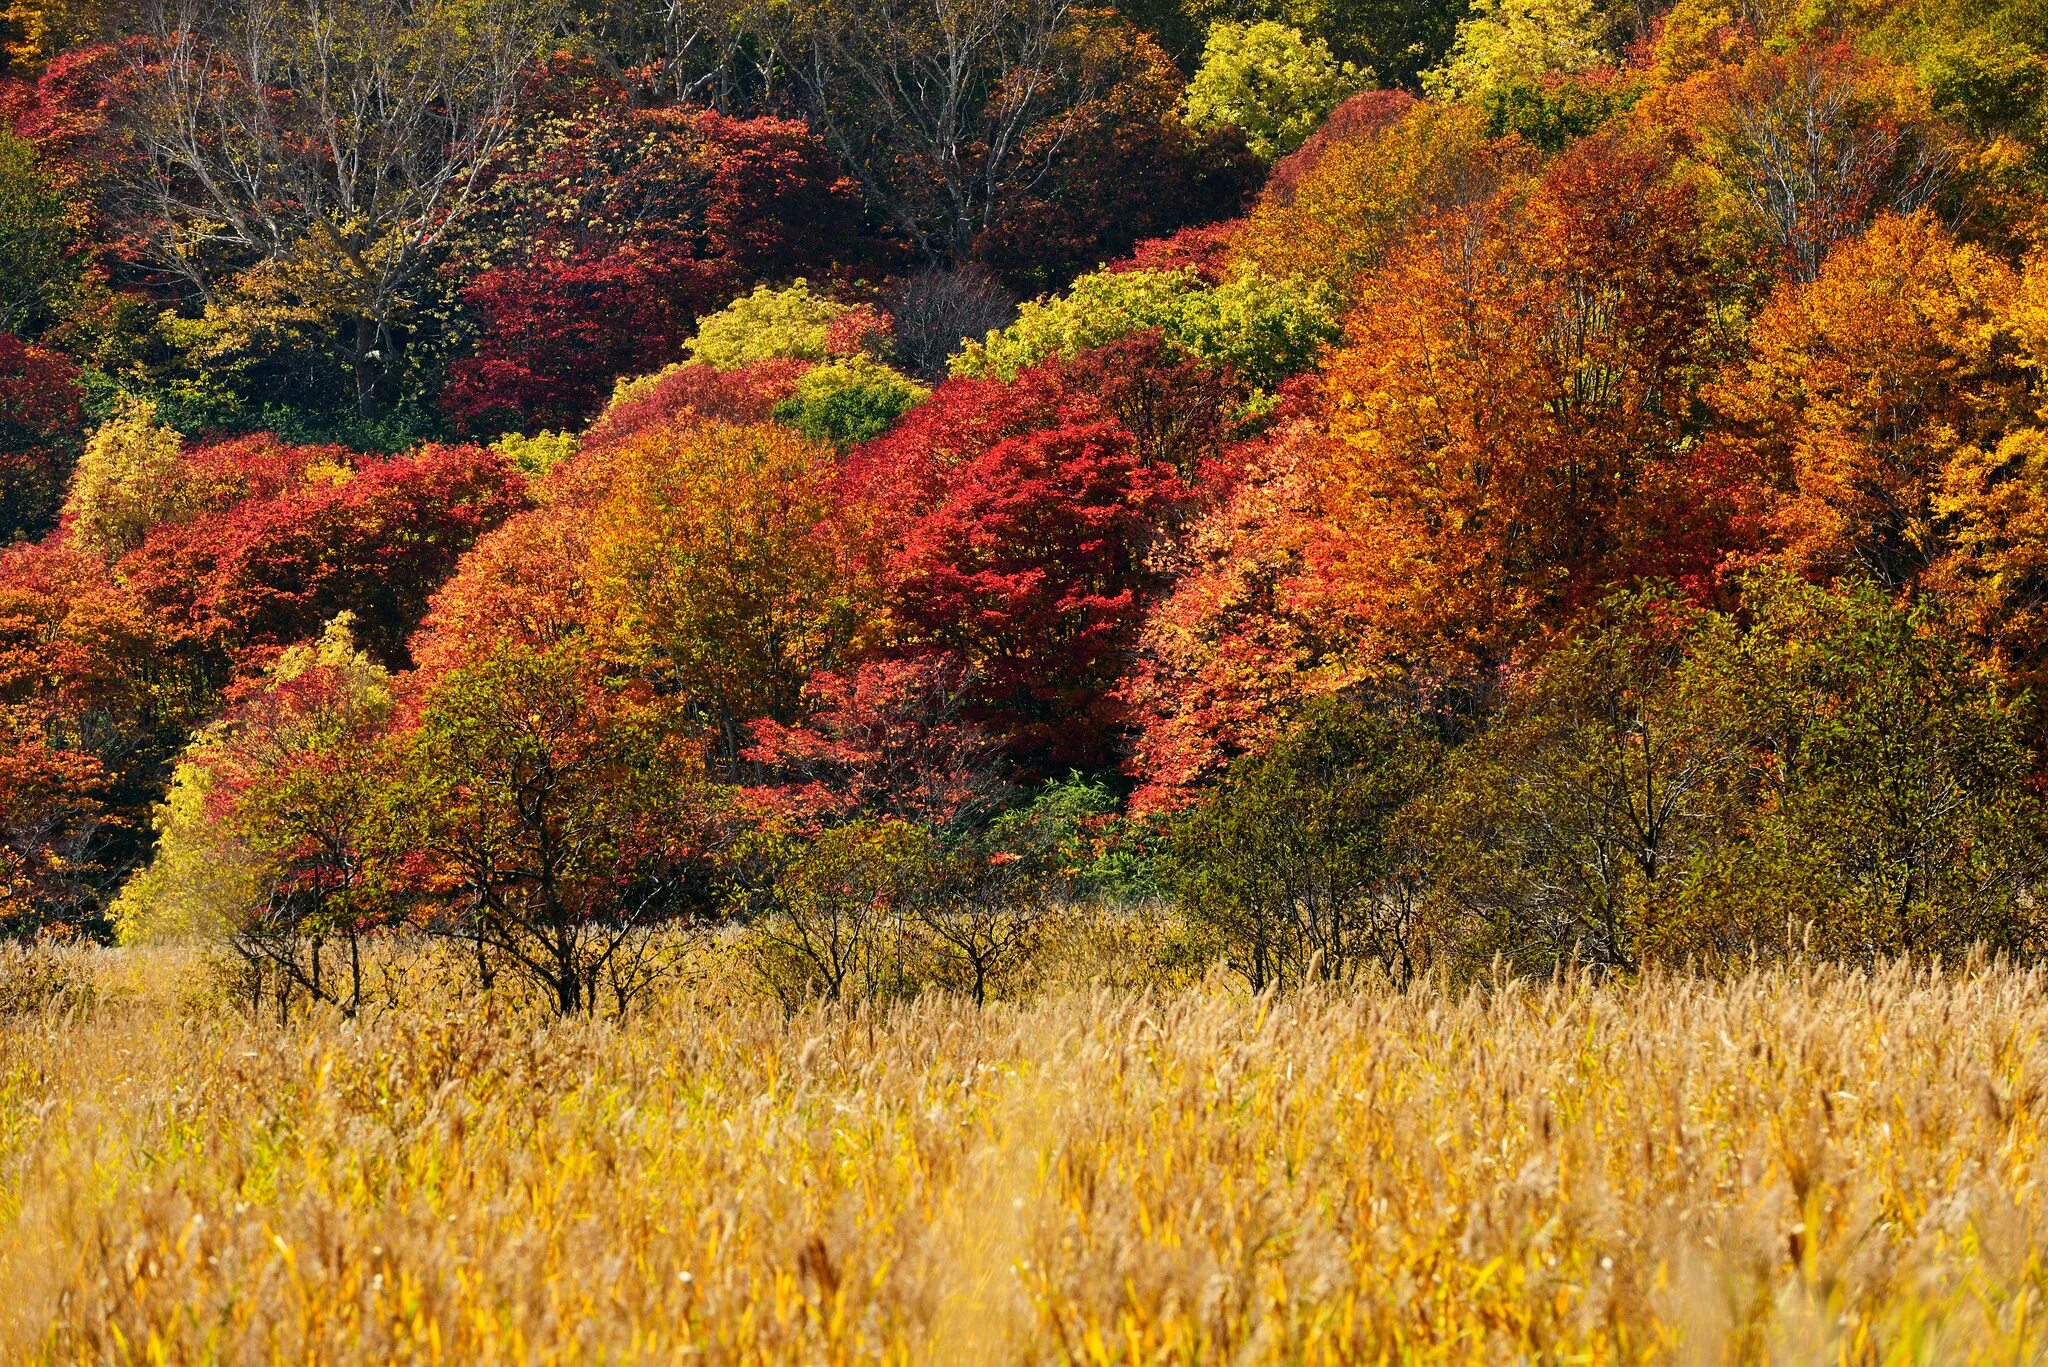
xmin=951 ymin=267 xmax=1340 ymax=392
xmin=772 ymin=356 xmax=928 ymax=447
xmin=1171 ymin=699 xmax=1439 ymax=990
xmin=0 ymin=940 xmax=96 ymax=1018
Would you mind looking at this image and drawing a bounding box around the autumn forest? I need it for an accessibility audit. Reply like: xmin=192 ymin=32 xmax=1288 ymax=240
xmin=12 ymin=0 xmax=2048 ymax=1354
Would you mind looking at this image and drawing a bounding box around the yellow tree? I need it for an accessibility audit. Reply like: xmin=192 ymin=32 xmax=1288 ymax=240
xmin=585 ymin=420 xmax=878 ymax=762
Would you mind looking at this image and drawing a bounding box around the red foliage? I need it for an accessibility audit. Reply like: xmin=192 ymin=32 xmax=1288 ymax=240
xmin=0 ymin=537 xmax=202 ymax=921
xmin=442 ymin=103 xmax=868 ymax=433
xmin=0 ymin=703 xmax=110 ymax=935
xmin=880 ymin=417 xmax=1193 ymax=772
xmin=838 ymin=373 xmax=1086 ymax=526
xmin=742 ymin=657 xmax=1000 ymax=827
xmin=1045 ymin=331 xmax=1249 ymax=491
xmin=0 ymin=333 xmax=81 ymax=542
xmin=119 ymin=442 xmax=529 ymax=670
xmin=582 ymin=360 xmax=810 ymax=456
xmin=1118 ymin=421 xmax=1353 ymax=810
xmin=442 ymin=251 xmax=732 ymax=434
xmin=6 ymin=39 xmax=157 ymax=268
xmin=1105 ymin=221 xmax=1243 ymax=283
xmin=692 ymin=110 xmax=877 ymax=279
xmin=404 ymin=497 xmax=593 ymax=686
xmin=968 ymin=22 xmax=1258 ymax=288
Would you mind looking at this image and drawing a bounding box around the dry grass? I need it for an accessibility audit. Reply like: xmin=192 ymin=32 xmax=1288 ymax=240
xmin=5 ymin=946 xmax=2048 ymax=1363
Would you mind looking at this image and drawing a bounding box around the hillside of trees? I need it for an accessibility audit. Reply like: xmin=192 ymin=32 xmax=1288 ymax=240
xmin=5 ymin=0 xmax=2048 ymax=1008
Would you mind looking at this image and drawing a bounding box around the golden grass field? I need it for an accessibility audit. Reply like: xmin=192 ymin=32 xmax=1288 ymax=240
xmin=5 ymin=945 xmax=2048 ymax=1363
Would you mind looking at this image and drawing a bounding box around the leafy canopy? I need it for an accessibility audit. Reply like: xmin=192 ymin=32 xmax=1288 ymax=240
xmin=1183 ymin=21 xmax=1366 ymax=163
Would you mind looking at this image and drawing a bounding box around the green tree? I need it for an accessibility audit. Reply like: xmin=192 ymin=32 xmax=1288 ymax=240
xmin=395 ymin=640 xmax=728 ymax=1015
xmin=1415 ymin=580 xmax=2048 ymax=974
xmin=1182 ymin=20 xmax=1366 ymax=162
xmin=1171 ymin=698 xmax=1439 ymax=989
xmin=730 ymin=817 xmax=943 ymax=1007
xmin=0 ymin=131 xmax=75 ymax=337
xmin=1411 ymin=595 xmax=1742 ymax=976
xmin=1684 ymin=575 xmax=2048 ymax=958
xmin=113 ymin=618 xmax=395 ymax=1020
xmin=772 ymin=355 xmax=928 ymax=446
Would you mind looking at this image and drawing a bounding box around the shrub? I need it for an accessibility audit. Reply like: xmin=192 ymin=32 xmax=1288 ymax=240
xmin=1416 ymin=579 xmax=2048 ymax=974
xmin=773 ymin=356 xmax=928 ymax=447
xmin=1171 ymin=699 xmax=1439 ymax=990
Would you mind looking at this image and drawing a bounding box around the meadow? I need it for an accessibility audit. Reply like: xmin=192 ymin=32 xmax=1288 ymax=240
xmin=5 ymin=945 xmax=2048 ymax=1363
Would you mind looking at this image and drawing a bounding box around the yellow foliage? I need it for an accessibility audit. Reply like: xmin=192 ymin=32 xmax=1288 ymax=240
xmin=108 ymin=760 xmax=258 ymax=945
xmin=1231 ymin=100 xmax=1535 ymax=300
xmin=490 ymin=428 xmax=577 ymax=477
xmin=61 ymin=394 xmax=193 ymax=561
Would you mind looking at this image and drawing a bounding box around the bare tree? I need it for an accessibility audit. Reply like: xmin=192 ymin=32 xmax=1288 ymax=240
xmin=1709 ymin=42 xmax=1956 ymax=282
xmin=775 ymin=0 xmax=1102 ymax=262
xmin=881 ymin=264 xmax=1016 ymax=380
xmin=123 ymin=0 xmax=557 ymax=416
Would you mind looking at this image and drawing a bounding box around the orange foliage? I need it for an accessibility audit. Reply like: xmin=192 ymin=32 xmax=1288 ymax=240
xmin=1308 ymin=135 xmax=1745 ymax=683
xmin=1119 ymin=421 xmax=1365 ymax=810
xmin=585 ymin=420 xmax=875 ymax=756
xmin=1717 ymin=211 xmax=2027 ymax=588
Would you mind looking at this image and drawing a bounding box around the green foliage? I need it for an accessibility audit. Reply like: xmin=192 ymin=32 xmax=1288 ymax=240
xmin=1412 ymin=593 xmax=1738 ymax=975
xmin=1170 ymin=699 xmax=1439 ymax=989
xmin=686 ymin=281 xmax=849 ymax=369
xmin=1419 ymin=580 xmax=2048 ymax=974
xmin=1421 ymin=0 xmax=1610 ymax=102
xmin=1918 ymin=31 xmax=2048 ymax=140
xmin=1480 ymin=71 xmax=1636 ymax=150
xmin=732 ymin=818 xmax=945 ymax=1007
xmin=951 ymin=267 xmax=1341 ymax=391
xmin=61 ymin=395 xmax=194 ymax=561
xmin=491 ymin=428 xmax=577 ymax=477
xmin=395 ymin=640 xmax=725 ymax=1015
xmin=1680 ymin=576 xmax=2047 ymax=959
xmin=990 ymin=774 xmax=1165 ymax=903
xmin=0 ymin=131 xmax=75 ymax=338
xmin=772 ymin=356 xmax=928 ymax=446
xmin=112 ymin=617 xmax=393 ymax=956
xmin=1183 ymin=20 xmax=1367 ymax=162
